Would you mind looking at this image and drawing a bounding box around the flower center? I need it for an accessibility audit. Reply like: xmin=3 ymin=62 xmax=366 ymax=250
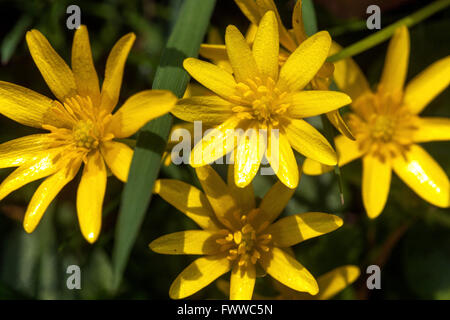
xmin=216 ymin=209 xmax=272 ymax=267
xmin=348 ymin=91 xmax=419 ymax=161
xmin=73 ymin=120 xmax=99 ymax=149
xmin=232 ymin=77 xmax=289 ymax=126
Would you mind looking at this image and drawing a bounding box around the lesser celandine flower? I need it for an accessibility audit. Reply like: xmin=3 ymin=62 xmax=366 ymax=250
xmin=149 ymin=165 xmax=343 ymax=299
xmin=217 ymin=264 xmax=360 ymax=300
xmin=304 ymin=26 xmax=450 ymax=218
xmin=0 ymin=26 xmax=176 ymax=243
xmin=200 ymin=0 xmax=355 ymax=140
xmin=172 ymin=11 xmax=351 ymax=189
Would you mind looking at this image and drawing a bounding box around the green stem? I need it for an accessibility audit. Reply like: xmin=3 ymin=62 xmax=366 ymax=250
xmin=327 ymin=0 xmax=450 ymax=62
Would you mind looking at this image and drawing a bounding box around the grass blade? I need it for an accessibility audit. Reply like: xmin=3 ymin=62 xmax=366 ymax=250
xmin=112 ymin=0 xmax=216 ymax=290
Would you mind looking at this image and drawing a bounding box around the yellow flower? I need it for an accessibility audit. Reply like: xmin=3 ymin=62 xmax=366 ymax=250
xmin=172 ymin=11 xmax=351 ymax=189
xmin=217 ymin=264 xmax=360 ymax=300
xmin=304 ymin=26 xmax=450 ymax=218
xmin=200 ymin=0 xmax=355 ymax=140
xmin=149 ymin=164 xmax=343 ymax=299
xmin=0 ymin=26 xmax=177 ymax=243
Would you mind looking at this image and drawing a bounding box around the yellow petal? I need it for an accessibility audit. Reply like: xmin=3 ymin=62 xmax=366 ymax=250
xmin=195 ymin=165 xmax=241 ymax=230
xmin=183 ymin=58 xmax=242 ymax=103
xmin=235 ymin=125 xmax=266 ymax=188
xmin=404 ymin=56 xmax=450 ymax=114
xmin=363 ymin=155 xmax=392 ymax=219
xmin=76 ymin=151 xmax=107 ymax=243
xmin=379 ymin=26 xmax=409 ymax=94
xmin=153 ymin=179 xmax=221 ymax=230
xmin=331 ymin=41 xmax=371 ymax=101
xmin=285 ymin=119 xmax=337 ymax=166
xmin=0 ymin=134 xmax=57 ymax=169
xmin=267 ymin=130 xmax=300 ymax=189
xmin=172 ymin=96 xmax=234 ymax=126
xmin=100 ymin=141 xmax=133 ymax=182
xmin=230 ymin=263 xmax=256 ymax=300
xmin=71 ymin=25 xmax=100 ymax=106
xmin=190 ymin=117 xmax=244 ymax=167
xmin=287 ymin=91 xmax=351 ymax=118
xmin=149 ymin=230 xmax=220 ymax=255
xmin=0 ymin=149 xmax=64 ymax=201
xmin=109 ymin=90 xmax=176 ymax=138
xmin=169 ymin=254 xmax=231 ymax=299
xmin=267 ymin=212 xmax=343 ymax=247
xmin=315 ymin=265 xmax=360 ymax=300
xmin=225 ymin=25 xmax=259 ymax=83
xmin=260 ymin=247 xmax=318 ymax=295
xmin=255 ymin=0 xmax=297 ymax=52
xmin=227 ymin=164 xmax=255 ymax=213
xmin=26 ymin=30 xmax=77 ymax=102
xmin=0 ymin=81 xmax=53 ymax=128
xmin=235 ymin=0 xmax=263 ymax=26
xmin=100 ymin=33 xmax=136 ymax=113
xmin=278 ymin=31 xmax=331 ymax=92
xmin=413 ymin=117 xmax=450 ymax=143
xmin=326 ymin=110 xmax=355 ymax=141
xmin=303 ymin=135 xmax=363 ymax=175
xmin=199 ymin=44 xmax=228 ymax=64
xmin=292 ymin=0 xmax=308 ymax=44
xmin=23 ymin=159 xmax=81 ymax=233
xmin=253 ymin=181 xmax=295 ymax=230
xmin=252 ymin=11 xmax=279 ymax=80
xmin=392 ymin=144 xmax=449 ymax=208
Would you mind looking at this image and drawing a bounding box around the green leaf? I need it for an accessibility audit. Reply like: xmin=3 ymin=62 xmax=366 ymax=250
xmin=112 ymin=0 xmax=216 ymax=291
xmin=328 ymin=0 xmax=450 ymax=62
xmin=301 ymin=0 xmax=318 ymax=36
xmin=1 ymin=15 xmax=32 ymax=65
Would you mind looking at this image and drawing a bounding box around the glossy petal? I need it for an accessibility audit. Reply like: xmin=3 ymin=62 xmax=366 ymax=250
xmin=278 ymin=31 xmax=331 ymax=92
xmin=253 ymin=181 xmax=295 ymax=230
xmin=195 ymin=165 xmax=240 ymax=230
xmin=227 ymin=164 xmax=255 ymax=213
xmin=260 ymin=247 xmax=318 ymax=295
xmin=331 ymin=42 xmax=371 ymax=101
xmin=230 ymin=263 xmax=256 ymax=300
xmin=413 ymin=117 xmax=450 ymax=143
xmin=100 ymin=141 xmax=133 ymax=182
xmin=326 ymin=110 xmax=355 ymax=141
xmin=267 ymin=212 xmax=343 ymax=247
xmin=0 ymin=81 xmax=53 ymax=128
xmin=76 ymin=151 xmax=107 ymax=243
xmin=287 ymin=91 xmax=351 ymax=119
xmin=404 ymin=56 xmax=450 ymax=114
xmin=0 ymin=149 xmax=64 ymax=201
xmin=190 ymin=117 xmax=244 ymax=167
xmin=23 ymin=159 xmax=81 ymax=233
xmin=266 ymin=130 xmax=300 ymax=189
xmin=292 ymin=0 xmax=308 ymax=43
xmin=0 ymin=134 xmax=57 ymax=169
xmin=149 ymin=230 xmax=220 ymax=255
xmin=100 ymin=33 xmax=136 ymax=113
xmin=225 ymin=25 xmax=259 ymax=82
xmin=172 ymin=96 xmax=234 ymax=126
xmin=285 ymin=119 xmax=337 ymax=166
xmin=316 ymin=265 xmax=360 ymax=300
xmin=234 ymin=0 xmax=263 ymax=25
xmin=379 ymin=26 xmax=409 ymax=94
xmin=26 ymin=30 xmax=77 ymax=101
xmin=169 ymin=254 xmax=232 ymax=299
xmin=392 ymin=145 xmax=449 ymax=208
xmin=235 ymin=125 xmax=266 ymax=188
xmin=252 ymin=11 xmax=279 ymax=80
xmin=153 ymin=179 xmax=221 ymax=230
xmin=71 ymin=25 xmax=100 ymax=105
xmin=199 ymin=44 xmax=228 ymax=63
xmin=109 ymin=90 xmax=176 ymax=138
xmin=183 ymin=58 xmax=242 ymax=103
xmin=303 ymin=135 xmax=363 ymax=175
xmin=363 ymin=155 xmax=392 ymax=218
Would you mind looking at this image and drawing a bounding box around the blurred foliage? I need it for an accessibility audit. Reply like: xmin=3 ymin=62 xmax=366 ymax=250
xmin=0 ymin=0 xmax=449 ymax=300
